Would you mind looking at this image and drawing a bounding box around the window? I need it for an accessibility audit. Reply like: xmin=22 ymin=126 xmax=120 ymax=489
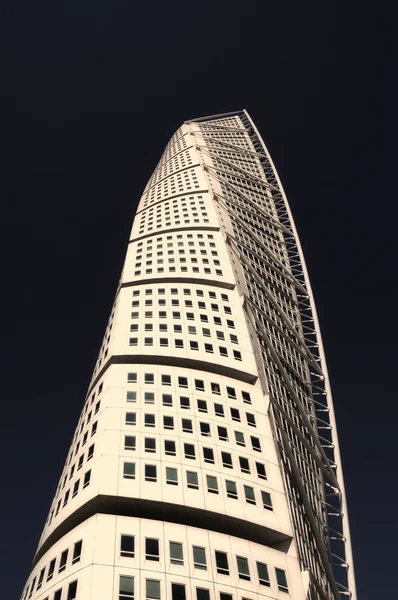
xmin=165 ymin=440 xmax=176 ymax=455
xmin=186 ymin=471 xmax=199 ymax=489
xmin=72 ymin=540 xmax=82 ymax=564
xmin=178 ymin=376 xmax=188 ymax=388
xmin=123 ymin=462 xmax=135 ymax=479
xmin=162 ymin=374 xmax=171 ymax=386
xmin=171 ymin=584 xmax=186 ymax=600
xmin=184 ymin=443 xmax=195 ymax=459
xmin=204 ymin=343 xmax=213 ymax=353
xmin=46 ymin=559 xmax=55 ymax=581
xmin=257 ymin=561 xmax=270 ymax=586
xmin=53 ymin=590 xmax=62 ymax=600
xmin=246 ymin=413 xmax=256 ymax=427
xmin=206 ymin=475 xmax=218 ymax=494
xmin=230 ymin=408 xmax=240 ymax=422
xmin=145 ymin=538 xmax=159 ymax=561
xmin=219 ymin=595 xmax=232 ymax=600
xmin=237 ymin=556 xmax=250 ymax=580
xmin=127 ymin=391 xmax=137 ymax=402
xmin=163 ymin=394 xmax=172 ymax=406
xmin=146 ymin=579 xmax=161 ymax=600
xmin=196 ymin=590 xmax=210 ymax=600
xmin=119 ymin=575 xmax=134 ymax=599
xmin=235 ymin=431 xmax=245 ymax=446
xmin=163 ymin=416 xmax=174 ymax=429
xmin=145 ymin=464 xmax=157 ymax=482
xmin=182 ymin=419 xmax=193 ymax=433
xmin=197 ymin=399 xmax=207 ymax=413
xmin=121 ymin=535 xmax=135 ymax=557
xmin=182 ymin=547 xmax=204 ymax=578
xmin=256 ymin=462 xmax=267 ymax=479
xmin=244 ymin=486 xmax=256 ymax=505
xmin=83 ymin=470 xmax=91 ymax=488
xmin=262 ymin=491 xmax=273 ymax=510
xmin=203 ymin=447 xmax=214 ymax=463
xmin=239 ymin=457 xmax=250 ymax=473
xmin=59 ymin=549 xmax=68 ymax=572
xmin=242 ymin=391 xmax=251 ymax=403
xmin=233 ymin=350 xmax=242 ymax=360
xmin=190 ymin=341 xmax=199 ymax=350
xmin=37 ymin=568 xmax=45 ymax=589
xmin=214 ymin=403 xmax=224 ymax=417
xmin=72 ymin=480 xmax=79 ymax=498
xmin=145 ymin=438 xmax=156 ymax=453
xmin=166 ymin=467 xmax=178 ymax=485
xmin=145 ymin=414 xmax=155 ymax=427
xmin=180 ymin=396 xmax=190 ymax=409
xmin=91 ymin=422 xmax=97 ymax=436
xmin=126 ymin=412 xmax=136 ymax=426
xmin=145 ymin=373 xmax=154 ymax=384
xmin=226 ymin=480 xmax=238 ymax=499
xmin=127 ymin=373 xmax=137 ymax=383
xmin=170 ymin=541 xmax=184 ymax=565
xmin=215 ymin=551 xmax=229 ymax=575
xmin=200 ymin=422 xmax=210 ymax=436
xmin=275 ymin=568 xmax=289 ymax=593
xmin=195 ymin=379 xmax=205 ymax=391
xmin=125 ymin=436 xmax=136 ymax=450
xmin=218 ymin=426 xmax=228 ymax=441
xmin=220 ymin=452 xmax=232 ymax=468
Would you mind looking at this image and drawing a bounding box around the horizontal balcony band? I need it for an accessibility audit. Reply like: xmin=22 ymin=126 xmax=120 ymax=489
xmin=32 ymin=494 xmax=292 ymax=572
xmin=120 ymin=276 xmax=235 ymax=291
xmin=86 ymin=353 xmax=257 ymax=401
xmin=129 ymin=224 xmax=219 ymax=244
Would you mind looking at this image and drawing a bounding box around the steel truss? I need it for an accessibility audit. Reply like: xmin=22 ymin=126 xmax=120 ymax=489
xmin=186 ymin=111 xmax=356 ymax=600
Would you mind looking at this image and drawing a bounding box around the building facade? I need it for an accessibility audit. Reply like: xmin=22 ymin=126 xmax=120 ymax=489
xmin=21 ymin=111 xmax=355 ymax=600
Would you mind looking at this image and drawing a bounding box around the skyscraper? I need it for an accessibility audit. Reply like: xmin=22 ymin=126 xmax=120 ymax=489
xmin=21 ymin=110 xmax=355 ymax=600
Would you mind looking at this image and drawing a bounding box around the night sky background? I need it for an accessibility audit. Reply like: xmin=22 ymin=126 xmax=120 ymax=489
xmin=1 ymin=1 xmax=395 ymax=598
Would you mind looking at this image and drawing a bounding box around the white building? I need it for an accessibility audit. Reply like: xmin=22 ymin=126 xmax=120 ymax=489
xmin=21 ymin=111 xmax=356 ymax=600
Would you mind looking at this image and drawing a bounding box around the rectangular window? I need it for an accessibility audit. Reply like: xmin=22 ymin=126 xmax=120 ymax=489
xmin=184 ymin=443 xmax=195 ymax=459
xmin=214 ymin=403 xmax=224 ymax=416
xmin=193 ymin=545 xmax=207 ymax=570
xmin=166 ymin=467 xmax=178 ymax=485
xmin=215 ymin=551 xmax=229 ymax=575
xmin=218 ymin=426 xmax=228 ymax=441
xmin=186 ymin=470 xmax=199 ymax=489
xmin=145 ymin=464 xmax=157 ymax=482
xmin=127 ymin=373 xmax=137 ymax=383
xmin=119 ymin=575 xmax=134 ymax=599
xmin=262 ymin=491 xmax=273 ymax=510
xmin=163 ymin=416 xmax=174 ymax=429
xmin=171 ymin=584 xmax=186 ymax=600
xmin=180 ymin=396 xmax=190 ymax=409
xmin=165 ymin=440 xmax=176 ymax=455
xmin=145 ymin=538 xmax=159 ymax=561
xmin=230 ymin=408 xmax=240 ymax=422
xmin=244 ymin=486 xmax=256 ymax=505
xmin=219 ymin=594 xmax=232 ymax=600
xmin=127 ymin=391 xmax=137 ymax=402
xmin=123 ymin=462 xmax=135 ymax=479
xmin=83 ymin=469 xmax=91 ymax=488
xmin=54 ymin=590 xmax=62 ymax=600
xmin=237 ymin=556 xmax=250 ymax=580
xmin=246 ymin=413 xmax=256 ymax=427
xmin=37 ymin=568 xmax=45 ymax=589
xmin=46 ymin=559 xmax=56 ymax=581
xmin=197 ymin=399 xmax=207 ymax=413
xmin=239 ymin=457 xmax=250 ymax=473
xmin=163 ymin=394 xmax=173 ymax=406
xmin=145 ymin=438 xmax=156 ymax=453
xmin=200 ymin=422 xmax=210 ymax=436
xmin=203 ymin=447 xmax=214 ymax=463
xmin=146 ymin=579 xmax=161 ymax=600
xmin=121 ymin=535 xmax=135 ymax=557
xmin=257 ymin=561 xmax=270 ymax=586
xmin=226 ymin=480 xmax=238 ymax=499
xmin=196 ymin=590 xmax=210 ymax=600
xmin=72 ymin=540 xmax=82 ymax=564
xmin=145 ymin=373 xmax=154 ymax=384
xmin=275 ymin=568 xmax=289 ymax=592
xmin=206 ymin=475 xmax=218 ymax=494
xmin=170 ymin=541 xmax=184 ymax=565
xmin=242 ymin=391 xmax=251 ymax=403
xmin=221 ymin=452 xmax=232 ymax=468
xmin=235 ymin=431 xmax=245 ymax=446
xmin=145 ymin=414 xmax=155 ymax=427
xmin=256 ymin=462 xmax=267 ymax=479
xmin=126 ymin=412 xmax=136 ymax=425
xmin=162 ymin=374 xmax=171 ymax=386
xmin=58 ymin=549 xmax=68 ymax=572
xmin=125 ymin=436 xmax=136 ymax=450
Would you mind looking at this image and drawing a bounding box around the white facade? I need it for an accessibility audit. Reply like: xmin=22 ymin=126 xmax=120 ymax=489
xmin=21 ymin=111 xmax=355 ymax=600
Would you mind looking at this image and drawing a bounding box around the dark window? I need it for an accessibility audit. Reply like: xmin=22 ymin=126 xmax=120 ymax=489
xmin=256 ymin=462 xmax=267 ymax=479
xmin=145 ymin=438 xmax=156 ymax=453
xmin=244 ymin=485 xmax=256 ymax=505
xmin=193 ymin=545 xmax=207 ymax=569
xmin=123 ymin=462 xmax=135 ymax=479
xmin=163 ymin=394 xmax=172 ymax=406
xmin=206 ymin=475 xmax=218 ymax=493
xmin=246 ymin=413 xmax=256 ymax=427
xmin=145 ymin=538 xmax=159 ymax=561
xmin=182 ymin=419 xmax=193 ymax=432
xmin=165 ymin=440 xmax=176 ymax=455
xmin=72 ymin=540 xmax=82 ymax=564
xmin=180 ymin=396 xmax=190 ymax=409
xmin=256 ymin=561 xmax=270 ymax=586
xmin=145 ymin=414 xmax=155 ymax=427
xmin=166 ymin=467 xmax=178 ymax=485
xmin=275 ymin=568 xmax=289 ymax=592
xmin=145 ymin=464 xmax=157 ymax=482
xmin=186 ymin=471 xmax=199 ymax=489
xmin=184 ymin=443 xmax=195 ymax=459
xmin=237 ymin=556 xmax=251 ymax=580
xmin=239 ymin=457 xmax=250 ymax=473
xmin=58 ymin=549 xmax=68 ymax=572
xmin=215 ymin=551 xmax=229 ymax=575
xmin=195 ymin=379 xmax=205 ymax=391
xmin=200 ymin=422 xmax=210 ymax=436
xmin=230 ymin=408 xmax=240 ymax=422
xmin=214 ymin=403 xmax=224 ymax=416
xmin=83 ymin=470 xmax=91 ymax=488
xmin=121 ymin=535 xmax=135 ymax=557
xmin=170 ymin=541 xmax=184 ymax=565
xmin=196 ymin=589 xmax=210 ymax=600
xmin=46 ymin=559 xmax=56 ymax=581
xmin=53 ymin=590 xmax=62 ymax=600
xmin=226 ymin=480 xmax=238 ymax=499
xmin=262 ymin=491 xmax=273 ymax=510
xmin=251 ymin=436 xmax=261 ymax=451
xmin=171 ymin=584 xmax=186 ymax=600
xmin=119 ymin=575 xmax=134 ymax=599
xmin=197 ymin=399 xmax=207 ymax=413
xmin=218 ymin=426 xmax=228 ymax=441
xmin=203 ymin=447 xmax=214 ymax=463
xmin=146 ymin=579 xmax=160 ymax=600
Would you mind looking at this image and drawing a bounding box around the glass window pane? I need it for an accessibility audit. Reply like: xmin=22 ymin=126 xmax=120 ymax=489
xmin=146 ymin=579 xmax=161 ymax=600
xmin=120 ymin=575 xmax=134 ymax=597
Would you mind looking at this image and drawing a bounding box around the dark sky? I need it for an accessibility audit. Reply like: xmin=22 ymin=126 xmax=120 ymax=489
xmin=1 ymin=1 xmax=395 ymax=598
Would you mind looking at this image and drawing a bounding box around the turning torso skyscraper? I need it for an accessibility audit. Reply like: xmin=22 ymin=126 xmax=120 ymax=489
xmin=21 ymin=111 xmax=356 ymax=600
